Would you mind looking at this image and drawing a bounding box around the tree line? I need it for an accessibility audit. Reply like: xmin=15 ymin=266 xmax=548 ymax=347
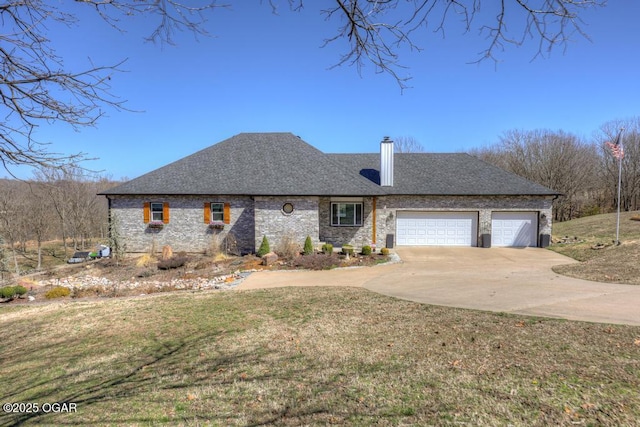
xmin=469 ymin=117 xmax=640 ymax=222
xmin=0 ymin=168 xmax=120 ymax=274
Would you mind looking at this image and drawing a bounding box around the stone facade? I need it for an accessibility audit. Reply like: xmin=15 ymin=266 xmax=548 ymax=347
xmin=108 ymin=194 xmax=553 ymax=254
xmin=254 ymin=196 xmax=320 ymax=252
xmin=109 ymin=195 xmax=255 ymax=254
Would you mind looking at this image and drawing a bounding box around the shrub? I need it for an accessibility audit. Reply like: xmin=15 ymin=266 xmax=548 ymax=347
xmin=380 ymin=247 xmax=390 ymax=256
xmin=321 ymin=243 xmax=333 ymax=254
xmin=257 ymin=236 xmax=270 ymax=257
xmin=136 ymin=254 xmax=155 ymax=267
xmin=0 ymin=286 xmax=16 ymax=299
xmin=157 ymin=255 xmax=188 ymax=270
xmin=161 ymin=245 xmax=173 ymax=260
xmin=276 ymin=234 xmax=300 ymax=260
xmin=303 ymin=236 xmax=314 ymax=255
xmin=45 ymin=286 xmax=71 ymax=299
xmin=13 ymin=285 xmax=27 ymax=296
xmin=294 ymin=254 xmax=338 ymax=270
xmin=222 ymin=232 xmax=239 ymax=256
xmin=72 ymin=286 xmax=103 ymax=299
xmin=342 ymin=244 xmax=354 ymax=255
xmin=207 ymin=233 xmax=224 ymax=257
xmin=361 ymin=245 xmax=372 ymax=256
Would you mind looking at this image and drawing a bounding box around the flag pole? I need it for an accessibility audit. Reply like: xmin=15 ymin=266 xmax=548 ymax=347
xmin=615 ymin=153 xmax=622 ymax=245
xmin=614 ymin=127 xmax=624 ymax=246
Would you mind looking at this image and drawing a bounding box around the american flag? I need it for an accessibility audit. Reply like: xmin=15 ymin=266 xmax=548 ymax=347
xmin=605 ymin=129 xmax=624 ymax=160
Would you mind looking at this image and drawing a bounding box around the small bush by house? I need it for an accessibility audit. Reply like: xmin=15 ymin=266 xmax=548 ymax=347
xmin=257 ymin=236 xmax=271 ymax=257
xmin=303 ymin=236 xmax=314 ymax=255
xmin=321 ymin=243 xmax=333 ymax=254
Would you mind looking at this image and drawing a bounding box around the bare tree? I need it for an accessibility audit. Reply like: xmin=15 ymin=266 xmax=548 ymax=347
xmin=473 ymin=129 xmax=600 ymax=221
xmin=25 ymin=183 xmax=57 ymax=270
xmin=34 ymin=167 xmax=70 ymax=258
xmin=0 ymin=1 xmax=219 ymax=175
xmin=0 ymin=179 xmax=31 ymax=273
xmin=0 ymin=233 xmax=8 ymax=283
xmin=393 ymin=136 xmax=425 ymax=153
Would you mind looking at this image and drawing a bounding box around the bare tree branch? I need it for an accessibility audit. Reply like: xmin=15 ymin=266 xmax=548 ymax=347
xmin=312 ymin=0 xmax=604 ymax=89
xmin=0 ymin=0 xmax=223 ymax=175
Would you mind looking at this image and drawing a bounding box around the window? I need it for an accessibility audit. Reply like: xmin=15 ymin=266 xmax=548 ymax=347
xmin=150 ymin=202 xmax=164 ymax=222
xmin=210 ymin=203 xmax=224 ymax=222
xmin=204 ymin=202 xmax=230 ymax=224
xmin=144 ymin=202 xmax=169 ymax=224
xmin=282 ymin=203 xmax=294 ymax=214
xmin=331 ymin=202 xmax=363 ymax=226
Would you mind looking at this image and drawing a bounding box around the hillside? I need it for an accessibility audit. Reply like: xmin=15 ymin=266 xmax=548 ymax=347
xmin=550 ymin=211 xmax=640 ymax=285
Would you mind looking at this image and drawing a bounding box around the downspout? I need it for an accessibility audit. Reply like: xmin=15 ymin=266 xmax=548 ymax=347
xmin=372 ymin=197 xmax=377 ymax=247
xmin=107 ymin=196 xmax=112 ymax=242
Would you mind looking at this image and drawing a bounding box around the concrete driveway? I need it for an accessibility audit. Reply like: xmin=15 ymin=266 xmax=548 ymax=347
xmin=237 ymin=247 xmax=640 ymax=326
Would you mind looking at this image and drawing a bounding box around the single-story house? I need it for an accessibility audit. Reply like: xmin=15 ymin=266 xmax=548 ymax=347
xmin=100 ymin=132 xmax=558 ymax=254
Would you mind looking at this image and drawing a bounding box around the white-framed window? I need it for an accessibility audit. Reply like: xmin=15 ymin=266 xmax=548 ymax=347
xmin=331 ymin=202 xmax=363 ymax=226
xmin=210 ymin=202 xmax=224 ymax=222
xmin=151 ymin=202 xmax=164 ymax=222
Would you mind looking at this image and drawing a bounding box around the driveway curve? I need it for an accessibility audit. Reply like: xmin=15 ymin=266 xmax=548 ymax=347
xmin=237 ymin=247 xmax=640 ymax=326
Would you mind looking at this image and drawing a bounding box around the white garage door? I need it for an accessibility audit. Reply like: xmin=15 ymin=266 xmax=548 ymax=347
xmin=396 ymin=211 xmax=478 ymax=246
xmin=491 ymin=212 xmax=538 ymax=247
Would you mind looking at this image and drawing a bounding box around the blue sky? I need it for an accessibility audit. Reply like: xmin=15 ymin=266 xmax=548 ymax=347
xmin=8 ymin=1 xmax=640 ymax=180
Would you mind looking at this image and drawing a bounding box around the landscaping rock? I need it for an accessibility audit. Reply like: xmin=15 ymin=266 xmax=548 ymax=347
xmin=35 ymin=271 xmax=247 ymax=295
xmin=262 ymin=252 xmax=278 ymax=266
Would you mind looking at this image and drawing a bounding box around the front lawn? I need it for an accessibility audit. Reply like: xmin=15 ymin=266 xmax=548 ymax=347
xmin=1 ymin=287 xmax=638 ymax=426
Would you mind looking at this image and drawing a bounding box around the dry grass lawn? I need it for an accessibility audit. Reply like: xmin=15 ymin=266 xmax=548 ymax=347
xmin=1 ymin=287 xmax=639 ymax=426
xmin=549 ymin=210 xmax=640 ymax=285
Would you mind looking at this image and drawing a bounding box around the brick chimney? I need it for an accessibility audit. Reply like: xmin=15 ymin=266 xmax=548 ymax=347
xmin=380 ymin=136 xmax=394 ymax=186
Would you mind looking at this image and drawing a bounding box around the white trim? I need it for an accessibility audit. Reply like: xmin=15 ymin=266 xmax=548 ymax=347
xmin=331 ymin=202 xmax=363 ymax=226
xmin=330 ymin=197 xmax=364 ymax=202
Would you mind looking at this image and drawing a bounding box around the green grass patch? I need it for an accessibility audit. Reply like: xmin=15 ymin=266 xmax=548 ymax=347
xmin=0 ymin=287 xmax=638 ymax=426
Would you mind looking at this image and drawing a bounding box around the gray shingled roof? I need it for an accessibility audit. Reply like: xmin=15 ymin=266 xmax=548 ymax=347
xmin=329 ymin=153 xmax=558 ymax=196
xmin=101 ymin=133 xmax=384 ymax=196
xmin=102 ymin=132 xmax=558 ymax=197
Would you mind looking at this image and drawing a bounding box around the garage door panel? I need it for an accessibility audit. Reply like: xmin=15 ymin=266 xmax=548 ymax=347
xmin=397 ymin=212 xmax=478 ymax=246
xmin=491 ymin=212 xmax=538 ymax=247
